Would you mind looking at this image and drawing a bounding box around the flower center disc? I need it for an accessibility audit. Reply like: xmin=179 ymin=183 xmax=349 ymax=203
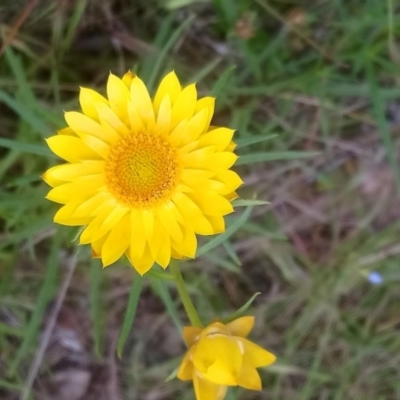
xmin=105 ymin=133 xmax=180 ymax=208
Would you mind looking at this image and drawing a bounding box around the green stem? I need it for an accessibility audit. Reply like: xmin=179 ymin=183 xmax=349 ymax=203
xmin=170 ymin=260 xmax=203 ymax=327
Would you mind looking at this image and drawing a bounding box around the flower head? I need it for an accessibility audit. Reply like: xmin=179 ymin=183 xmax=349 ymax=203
xmin=368 ymin=271 xmax=383 ymax=285
xmin=177 ymin=317 xmax=276 ymax=400
xmin=43 ymin=71 xmax=242 ymax=274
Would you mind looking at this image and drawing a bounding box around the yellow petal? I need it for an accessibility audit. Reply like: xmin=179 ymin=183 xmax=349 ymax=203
xmin=200 ymin=322 xmax=228 ymax=338
xmin=53 ymin=202 xmax=89 ymax=226
xmin=171 ymin=83 xmax=197 ymax=129
xmin=91 ymin=234 xmax=108 ymax=259
xmin=156 ymin=203 xmax=183 ymax=244
xmin=127 ymin=101 xmax=145 ymax=134
xmin=169 ymin=120 xmax=189 ymax=146
xmin=148 ymin=217 xmax=171 ymax=268
xmin=237 ymin=358 xmax=262 ymax=390
xmin=155 ymin=95 xmax=171 ymax=137
xmin=79 ymin=87 xmax=108 ymax=121
xmin=74 ymin=191 xmax=112 ymax=219
xmin=225 ymin=191 xmax=238 ymax=201
xmin=178 ymin=141 xmax=199 ymax=156
xmin=175 ymin=109 xmax=208 ymax=147
xmin=46 ymin=177 xmax=103 ymax=204
xmin=180 ymin=168 xmax=215 ymax=184
xmin=194 ymin=96 xmax=215 ymax=131
xmin=180 ymin=146 xmax=216 ymax=168
xmin=177 ymin=350 xmax=194 ymax=381
xmin=132 ymin=244 xmax=154 ymax=275
xmin=238 ymin=338 xmax=276 ymax=368
xmin=226 ymin=316 xmax=254 ymax=338
xmin=107 ymin=73 xmax=131 ymax=124
xmin=95 ymin=103 xmax=130 ymax=137
xmin=174 ymin=225 xmax=197 ymax=258
xmin=214 ymin=170 xmax=243 ymax=192
xmin=65 ymin=111 xmax=110 ymax=143
xmin=77 ymin=133 xmax=110 ymax=159
xmin=172 ymin=192 xmax=213 ymax=235
xmin=183 ymin=326 xmax=202 ymax=346
xmin=122 ymin=70 xmax=135 ymax=87
xmin=98 ymin=116 xmax=122 ymax=144
xmin=46 ymin=135 xmax=101 ymax=163
xmin=193 ymin=336 xmax=242 ymax=386
xmin=183 ymin=179 xmax=225 ymax=196
xmin=197 ymin=128 xmax=234 ymax=152
xmin=129 ymin=210 xmax=147 ymax=267
xmin=57 ymin=127 xmax=75 ymax=136
xmin=130 ymin=75 xmax=155 ymax=127
xmin=206 ymin=216 xmax=225 ymax=233
xmin=42 ymin=161 xmax=103 ymax=186
xmin=142 ymin=209 xmax=154 ymax=241
xmin=101 ymin=213 xmax=131 ymax=266
xmin=189 ymin=192 xmax=234 ymax=217
xmin=154 ymin=71 xmax=181 ymax=114
xmin=196 ymin=152 xmax=238 ymax=171
xmin=80 ymin=204 xmax=129 ymax=244
xmin=225 ymin=141 xmax=236 ymax=152
xmin=193 ymin=374 xmax=227 ymax=400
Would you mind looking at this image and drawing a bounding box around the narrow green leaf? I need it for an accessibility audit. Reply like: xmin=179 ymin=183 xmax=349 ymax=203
xmin=221 ymin=292 xmax=261 ymax=324
xmin=232 ymin=199 xmax=269 ymax=207
xmin=3 ymin=46 xmax=36 ymax=105
xmin=0 ymin=379 xmax=24 ymax=391
xmin=10 ymin=234 xmax=60 ymax=376
xmin=0 ymin=138 xmax=54 ymax=157
xmin=117 ymin=275 xmax=143 ymax=358
xmin=210 ymin=66 xmax=236 ymax=98
xmin=367 ymin=60 xmax=400 ymax=192
xmin=0 ymin=90 xmax=51 ymax=136
xmin=235 ymin=134 xmax=278 ymax=148
xmin=165 ymin=0 xmax=209 ymax=9
xmin=144 ymin=15 xmax=195 ymax=92
xmin=63 ymin=0 xmax=89 ymax=51
xmin=236 ymin=151 xmax=319 ymax=165
xmin=189 ymin=57 xmax=223 ymax=83
xmin=164 ymin=366 xmax=179 ymax=382
xmin=203 ymin=253 xmax=241 ymax=272
xmin=197 ymin=206 xmax=252 ymax=256
xmin=222 ymin=241 xmax=241 ymax=266
xmin=0 ymin=322 xmax=23 ymax=337
xmin=90 ymin=260 xmax=104 ymax=357
xmin=152 ymin=279 xmax=183 ymax=331
xmin=146 ymin=268 xmax=175 ymax=281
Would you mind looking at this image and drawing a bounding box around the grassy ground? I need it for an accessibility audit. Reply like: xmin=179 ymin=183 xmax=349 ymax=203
xmin=1 ymin=0 xmax=400 ymax=399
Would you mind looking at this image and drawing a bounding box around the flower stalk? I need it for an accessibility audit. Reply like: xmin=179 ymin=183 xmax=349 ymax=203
xmin=170 ymin=260 xmax=203 ymax=328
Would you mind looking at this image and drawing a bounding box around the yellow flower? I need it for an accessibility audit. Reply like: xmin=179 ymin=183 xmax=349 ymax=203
xmin=177 ymin=317 xmax=276 ymax=400
xmin=43 ymin=71 xmax=242 ymax=274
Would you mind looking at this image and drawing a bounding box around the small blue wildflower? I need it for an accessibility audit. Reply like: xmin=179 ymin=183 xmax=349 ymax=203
xmin=368 ymin=271 xmax=383 ymax=285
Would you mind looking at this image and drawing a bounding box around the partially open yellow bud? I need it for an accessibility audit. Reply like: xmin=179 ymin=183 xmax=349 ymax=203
xmin=177 ymin=317 xmax=276 ymax=400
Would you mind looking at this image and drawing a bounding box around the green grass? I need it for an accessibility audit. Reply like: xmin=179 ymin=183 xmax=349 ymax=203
xmin=1 ymin=0 xmax=400 ymax=399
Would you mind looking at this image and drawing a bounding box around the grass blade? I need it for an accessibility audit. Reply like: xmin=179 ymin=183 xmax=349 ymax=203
xmin=232 ymin=199 xmax=269 ymax=207
xmin=221 ymin=292 xmax=261 ymax=323
xmin=0 ymin=90 xmax=50 ymax=136
xmin=142 ymin=14 xmax=195 ymax=92
xmin=117 ymin=275 xmax=143 ymax=358
xmin=210 ymin=65 xmax=236 ymax=98
xmin=197 ymin=206 xmax=253 ymax=256
xmin=90 ymin=260 xmax=104 ymax=357
xmin=9 ymin=233 xmax=60 ymax=376
xmin=367 ymin=60 xmax=400 ymax=192
xmin=236 ymin=151 xmax=319 ymax=165
xmin=152 ymin=279 xmax=183 ymax=331
xmin=0 ymin=137 xmax=53 ymax=157
xmin=235 ymin=134 xmax=278 ymax=148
